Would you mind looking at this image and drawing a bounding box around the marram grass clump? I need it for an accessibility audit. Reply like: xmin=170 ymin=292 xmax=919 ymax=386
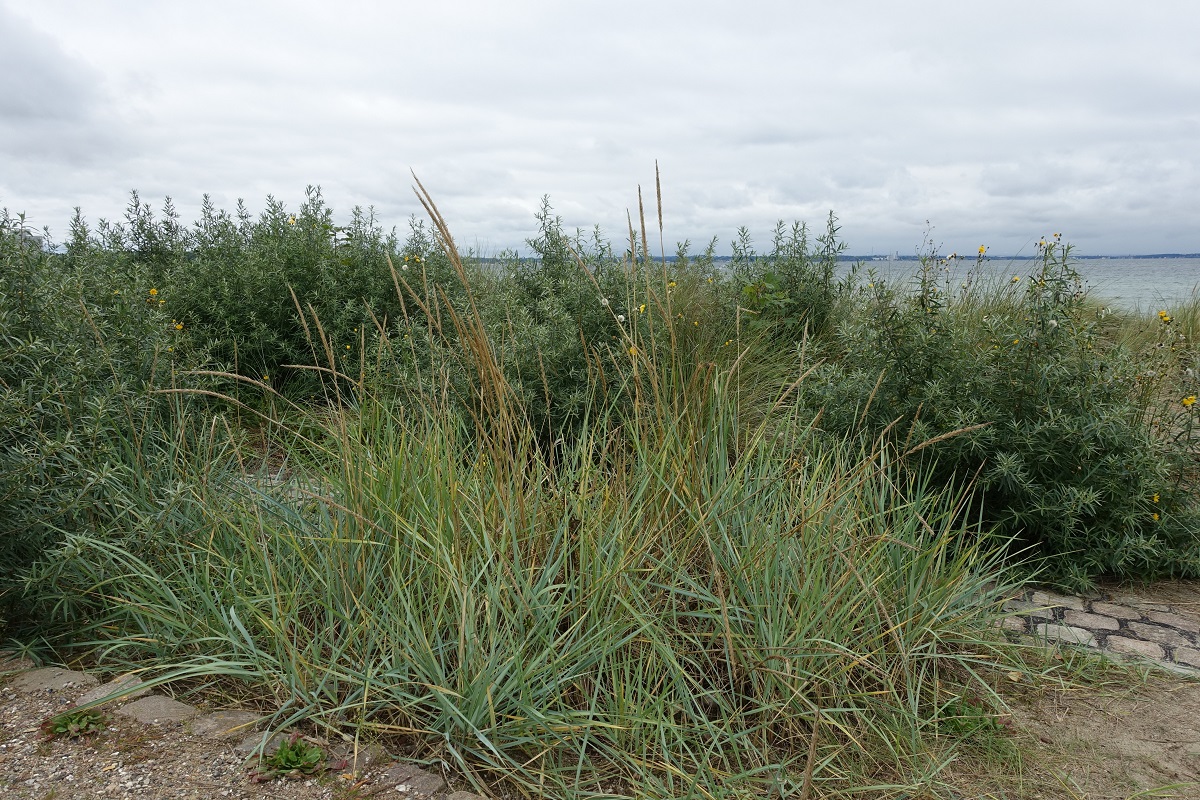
xmin=23 ymin=188 xmax=1024 ymax=799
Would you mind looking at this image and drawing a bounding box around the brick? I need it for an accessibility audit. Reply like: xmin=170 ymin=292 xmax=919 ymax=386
xmin=1062 ymin=610 xmax=1121 ymax=631
xmin=1127 ymin=622 xmax=1194 ymax=648
xmin=1035 ymin=623 xmax=1096 ymax=647
xmin=1090 ymin=602 xmax=1146 ymax=620
xmin=1145 ymin=610 xmax=1200 ymax=634
xmin=1030 ymin=591 xmax=1087 ymax=611
xmin=1105 ymin=636 xmax=1165 ymax=660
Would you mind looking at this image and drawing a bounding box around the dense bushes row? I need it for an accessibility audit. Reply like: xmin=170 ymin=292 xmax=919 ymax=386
xmin=2 ymin=191 xmax=1198 ymax=637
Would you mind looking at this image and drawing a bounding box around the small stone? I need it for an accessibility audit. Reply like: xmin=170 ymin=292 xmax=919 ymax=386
xmin=1145 ymin=610 xmax=1200 ymax=634
xmin=1105 ymin=635 xmax=1165 ymax=660
xmin=1127 ymin=622 xmax=1194 ymax=649
xmin=1090 ymin=602 xmax=1145 ymax=620
xmin=1035 ymin=623 xmax=1096 ymax=647
xmin=1030 ymin=591 xmax=1087 ymax=611
xmin=114 ymin=695 xmax=201 ymax=725
xmin=1062 ymin=610 xmax=1121 ymax=631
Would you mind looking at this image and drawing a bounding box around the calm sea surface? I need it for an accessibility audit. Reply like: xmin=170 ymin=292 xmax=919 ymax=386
xmin=846 ymin=257 xmax=1200 ymax=312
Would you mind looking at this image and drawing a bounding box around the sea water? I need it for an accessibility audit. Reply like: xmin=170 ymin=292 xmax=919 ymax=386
xmin=849 ymin=256 xmax=1200 ymax=312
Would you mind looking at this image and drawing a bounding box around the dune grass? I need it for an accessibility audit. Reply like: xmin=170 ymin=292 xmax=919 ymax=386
xmin=20 ymin=191 xmax=1032 ymax=799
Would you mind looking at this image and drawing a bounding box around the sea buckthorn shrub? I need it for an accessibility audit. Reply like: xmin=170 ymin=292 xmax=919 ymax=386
xmin=165 ymin=187 xmax=406 ymax=395
xmin=803 ymin=239 xmax=1200 ymax=589
xmin=732 ymin=213 xmax=847 ymax=339
xmin=0 ymin=212 xmax=195 ymax=632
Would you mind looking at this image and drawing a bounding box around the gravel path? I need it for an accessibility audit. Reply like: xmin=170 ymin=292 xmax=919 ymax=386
xmin=0 ymin=655 xmax=481 ymax=800
xmin=4 ymin=581 xmax=1200 ymax=799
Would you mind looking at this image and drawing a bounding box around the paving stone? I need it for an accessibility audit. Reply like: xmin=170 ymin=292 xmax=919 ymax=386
xmin=1105 ymin=635 xmax=1166 ymax=660
xmin=328 ymin=742 xmax=390 ymax=773
xmin=1063 ymin=610 xmax=1121 ymax=631
xmin=1035 ymin=623 xmax=1096 ymax=647
xmin=1090 ymin=602 xmax=1146 ymax=620
xmin=447 ymin=793 xmax=488 ymax=800
xmin=1029 ymin=590 xmax=1087 ymax=611
xmin=114 ymin=694 xmax=201 ymax=725
xmin=188 ymin=710 xmax=263 ymax=740
xmin=76 ymin=674 xmax=152 ymax=707
xmin=1114 ymin=597 xmax=1172 ymax=612
xmin=0 ymin=653 xmax=36 ymax=672
xmin=998 ymin=615 xmax=1028 ymax=633
xmin=1003 ymin=599 xmax=1054 ymax=619
xmin=1145 ymin=610 xmax=1200 ymax=634
xmin=1127 ymin=622 xmax=1194 ymax=649
xmin=379 ymin=762 xmax=447 ymax=796
xmin=1172 ymin=647 xmax=1200 ymax=669
xmin=10 ymin=667 xmax=99 ymax=693
xmin=235 ymin=729 xmax=288 ymax=756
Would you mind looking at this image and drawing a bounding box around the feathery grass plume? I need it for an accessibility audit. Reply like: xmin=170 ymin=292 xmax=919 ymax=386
xmin=655 ymin=160 xmax=665 ymax=265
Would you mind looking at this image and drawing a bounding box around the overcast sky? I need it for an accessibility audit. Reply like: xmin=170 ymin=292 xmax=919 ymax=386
xmin=3 ymin=1 xmax=1198 ymax=257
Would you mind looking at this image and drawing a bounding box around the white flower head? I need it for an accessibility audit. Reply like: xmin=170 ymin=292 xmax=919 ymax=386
xmin=617 ymin=314 xmax=626 ymax=323
xmin=600 ymin=297 xmax=609 ymax=307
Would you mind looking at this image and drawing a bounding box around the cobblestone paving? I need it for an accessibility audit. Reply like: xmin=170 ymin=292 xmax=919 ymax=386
xmin=1002 ymin=585 xmax=1200 ymax=673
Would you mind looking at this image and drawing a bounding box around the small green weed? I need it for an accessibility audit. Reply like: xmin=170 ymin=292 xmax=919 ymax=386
xmin=249 ymin=732 xmax=345 ymax=782
xmin=40 ymin=708 xmax=106 ymax=740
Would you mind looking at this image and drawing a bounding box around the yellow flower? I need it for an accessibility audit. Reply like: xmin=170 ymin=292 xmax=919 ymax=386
xmin=1183 ymin=395 xmax=1197 ymax=408
xmin=174 ymin=323 xmax=183 ymax=330
xmin=693 ymin=320 xmax=699 ymax=326
xmin=628 ymin=346 xmax=637 ymax=356
xmin=262 ymin=374 xmax=269 ymax=382
xmin=1011 ymin=276 xmax=1020 ymax=283
xmin=288 ymin=216 xmax=296 ymax=225
xmin=1153 ymin=493 xmax=1160 ymax=503
xmin=978 ymin=245 xmax=987 ymax=255
xmin=1012 ymin=338 xmax=1019 ymax=345
xmin=723 ymin=340 xmax=732 ymax=346
xmin=638 ymin=303 xmax=646 ymax=314
xmin=148 ymin=288 xmax=158 ymax=296
xmin=667 ymin=281 xmax=677 ymax=289
xmin=1152 ymin=513 xmax=1160 ymax=522
xmin=345 ymin=344 xmax=351 ymax=350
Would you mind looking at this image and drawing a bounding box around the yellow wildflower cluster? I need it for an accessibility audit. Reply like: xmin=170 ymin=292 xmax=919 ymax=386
xmin=1183 ymin=395 xmax=1197 ymax=408
xmin=1159 ymin=310 xmax=1172 ymax=324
